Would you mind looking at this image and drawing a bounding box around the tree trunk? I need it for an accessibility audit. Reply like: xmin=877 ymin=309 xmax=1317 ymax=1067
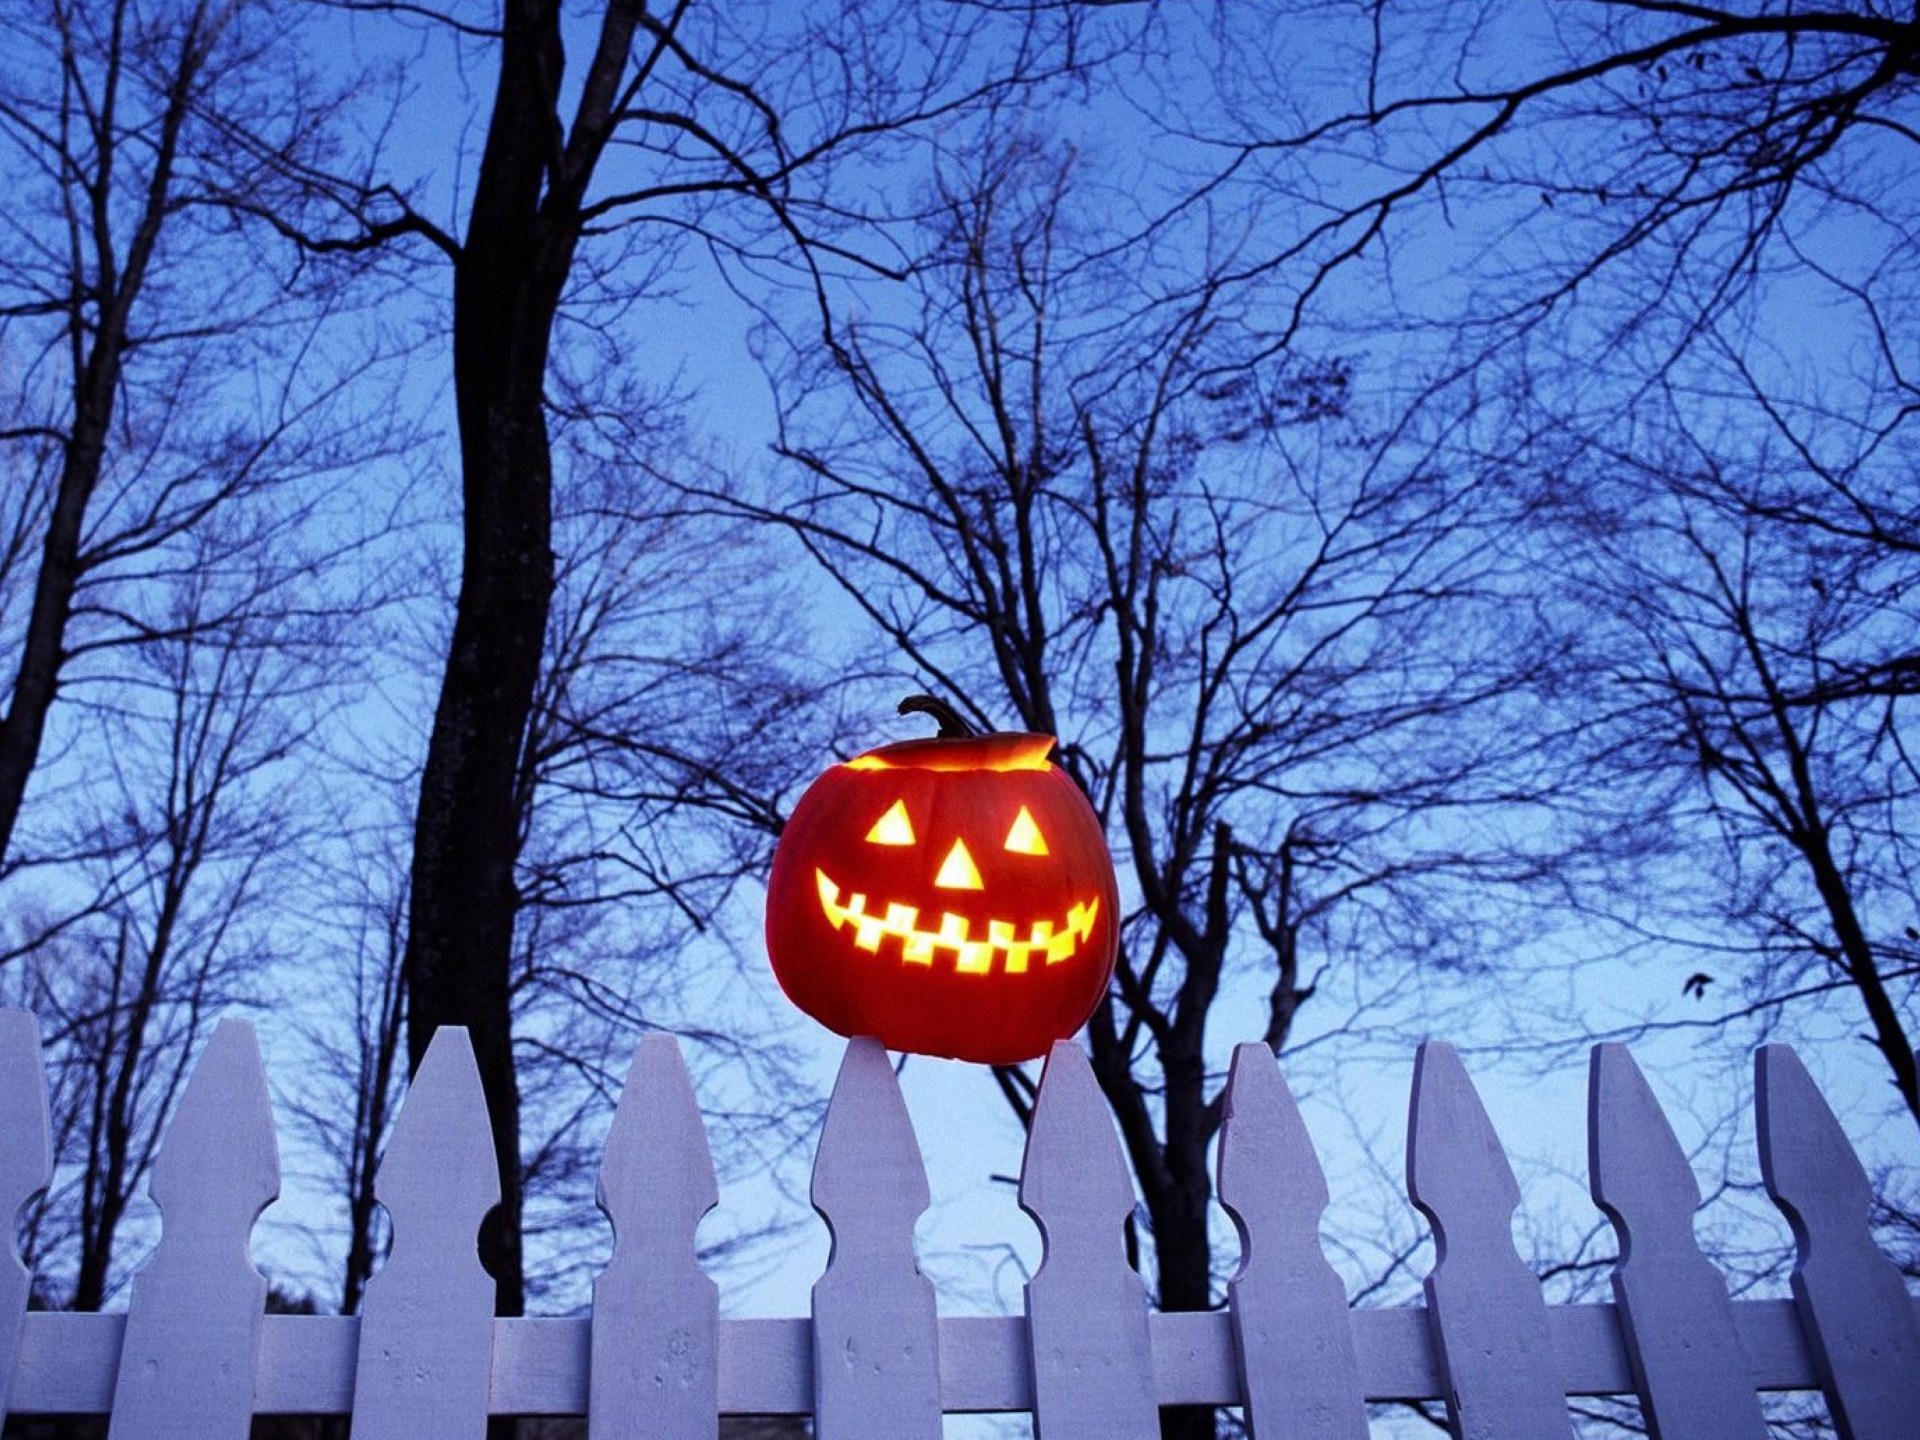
xmin=404 ymin=520 xmax=545 ymax=1318
xmin=1088 ymin=1005 xmax=1222 ymax=1440
xmin=0 ymin=242 xmax=141 ymax=869
xmin=1148 ymin=1183 xmax=1219 ymax=1440
xmin=1801 ymin=823 xmax=1919 ymax=1130
xmin=402 ymin=0 xmax=573 ymax=1324
xmin=343 ymin=965 xmax=405 ymax=1315
xmin=0 ymin=426 xmax=101 ymax=867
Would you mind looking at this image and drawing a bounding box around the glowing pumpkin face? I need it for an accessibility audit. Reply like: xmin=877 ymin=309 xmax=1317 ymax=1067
xmin=765 ymin=727 xmax=1120 ymax=1063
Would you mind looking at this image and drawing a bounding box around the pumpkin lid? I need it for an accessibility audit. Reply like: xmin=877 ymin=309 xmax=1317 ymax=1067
xmin=846 ymin=731 xmax=1057 ymax=773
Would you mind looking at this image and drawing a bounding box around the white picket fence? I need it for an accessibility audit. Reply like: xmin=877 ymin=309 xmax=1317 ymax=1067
xmin=2 ymin=1009 xmax=1918 ymax=1439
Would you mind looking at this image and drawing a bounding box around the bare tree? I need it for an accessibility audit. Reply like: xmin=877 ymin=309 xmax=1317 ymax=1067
xmin=737 ymin=136 xmax=1564 ymax=1440
xmin=1181 ymin=2 xmax=1918 ymax=353
xmin=5 ymin=572 xmax=327 ymax=1310
xmin=0 ymin=0 xmax=396 ymax=876
xmin=263 ymin=0 xmax=1099 ymax=1318
xmin=277 ymin=820 xmax=410 ymax=1318
xmin=0 ymin=1 xmax=411 ymax=1317
xmin=507 ymin=459 xmax=848 ymax=1307
xmin=1535 ymin=355 xmax=1918 ymax=1129
xmin=1170 ymin=0 xmax=1918 ymax=1126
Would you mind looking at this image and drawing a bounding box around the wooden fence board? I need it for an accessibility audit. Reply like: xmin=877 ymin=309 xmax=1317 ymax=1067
xmin=1148 ymin=1311 xmax=1240 ymax=1404
xmin=1409 ymin=1040 xmax=1574 ymax=1438
xmin=592 ymin=1032 xmax=719 ymax=1440
xmin=1217 ymin=1041 xmax=1366 ymax=1440
xmin=350 ymin=1025 xmax=499 ymax=1440
xmin=719 ymin=1316 xmax=812 ymax=1412
xmin=810 ymin=1037 xmax=941 ymax=1440
xmin=107 ymin=1019 xmax=278 ymax=1440
xmin=938 ymin=1314 xmax=1031 ymax=1411
xmin=1588 ymin=1043 xmax=1768 ymax=1439
xmin=256 ymin=1314 xmax=357 ymax=1412
xmin=1757 ymin=1044 xmax=1920 ymax=1440
xmin=4 ymin=1018 xmax=1917 ymax=1433
xmin=7 ymin=1281 xmax=1917 ymax=1415
xmin=0 ymin=1010 xmax=49 ymax=1419
xmin=1020 ymin=1040 xmax=1157 ymax=1440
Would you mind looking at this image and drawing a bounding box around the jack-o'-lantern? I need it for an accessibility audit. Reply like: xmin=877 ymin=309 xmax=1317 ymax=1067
xmin=765 ymin=696 xmax=1119 ymax=1063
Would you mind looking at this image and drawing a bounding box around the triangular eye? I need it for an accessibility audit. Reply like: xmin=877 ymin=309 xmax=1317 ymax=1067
xmin=865 ymin=799 xmax=916 ymax=846
xmin=935 ymin=838 xmax=984 ymax=889
xmin=1003 ymin=806 xmax=1048 ymax=855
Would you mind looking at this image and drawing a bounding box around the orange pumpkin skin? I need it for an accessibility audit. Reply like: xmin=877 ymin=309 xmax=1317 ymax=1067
xmin=765 ymin=730 xmax=1119 ymax=1063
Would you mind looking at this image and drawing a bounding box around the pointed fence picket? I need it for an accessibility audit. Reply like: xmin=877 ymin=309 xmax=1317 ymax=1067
xmin=350 ymin=1025 xmax=499 ymax=1440
xmin=1588 ymin=1043 xmax=1769 ymax=1439
xmin=1409 ymin=1041 xmax=1574 ymax=1439
xmin=1020 ymin=1041 xmax=1158 ymax=1440
xmin=1217 ymin=1042 xmax=1366 ymax=1440
xmin=0 ymin=1011 xmax=48 ymax=1420
xmin=592 ymin=1031 xmax=719 ymax=1440
xmin=107 ymin=1019 xmax=278 ymax=1440
xmin=1 ymin=1008 xmax=1917 ymax=1438
xmin=1757 ymin=1044 xmax=1920 ymax=1440
xmin=811 ymin=1036 xmax=941 ymax=1440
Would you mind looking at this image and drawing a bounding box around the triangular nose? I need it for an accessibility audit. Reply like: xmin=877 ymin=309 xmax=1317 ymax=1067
xmin=935 ymin=837 xmax=983 ymax=889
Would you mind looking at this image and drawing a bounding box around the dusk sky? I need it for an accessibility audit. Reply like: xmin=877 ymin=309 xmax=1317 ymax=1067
xmin=0 ymin=3 xmax=1913 ymax=1433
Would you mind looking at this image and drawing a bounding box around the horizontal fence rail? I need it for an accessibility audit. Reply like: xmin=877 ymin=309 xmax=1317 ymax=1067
xmin=2 ymin=1011 xmax=1917 ymax=1438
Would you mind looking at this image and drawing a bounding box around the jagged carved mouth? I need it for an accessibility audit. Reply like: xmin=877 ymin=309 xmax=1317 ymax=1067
xmin=814 ymin=869 xmax=1098 ymax=976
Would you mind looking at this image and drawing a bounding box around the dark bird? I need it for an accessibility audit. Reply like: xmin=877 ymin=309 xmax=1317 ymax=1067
xmin=1683 ymin=972 xmax=1713 ymax=1000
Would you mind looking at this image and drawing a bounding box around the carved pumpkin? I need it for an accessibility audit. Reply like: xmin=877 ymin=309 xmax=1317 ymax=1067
xmin=765 ymin=700 xmax=1119 ymax=1063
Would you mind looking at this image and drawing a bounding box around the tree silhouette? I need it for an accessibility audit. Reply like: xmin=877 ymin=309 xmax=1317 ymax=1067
xmin=737 ymin=134 xmax=1564 ymax=1440
xmin=282 ymin=0 xmax=1095 ymax=1316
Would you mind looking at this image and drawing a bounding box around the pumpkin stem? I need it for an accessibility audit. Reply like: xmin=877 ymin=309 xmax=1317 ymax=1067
xmin=898 ymin=693 xmax=978 ymax=738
